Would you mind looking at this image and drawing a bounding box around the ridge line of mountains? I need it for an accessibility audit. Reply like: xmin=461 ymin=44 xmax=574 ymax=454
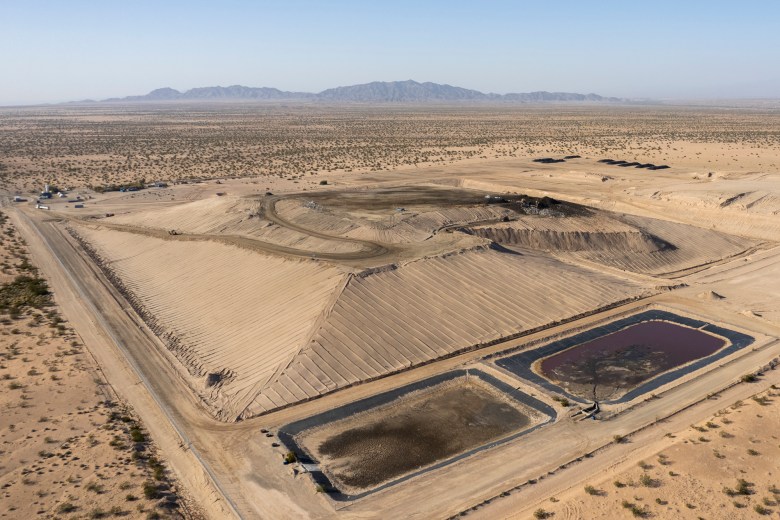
xmin=101 ymin=80 xmax=621 ymax=103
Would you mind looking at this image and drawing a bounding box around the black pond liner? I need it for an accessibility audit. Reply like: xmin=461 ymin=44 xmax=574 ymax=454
xmin=495 ymin=310 xmax=754 ymax=405
xmin=277 ymin=369 xmax=556 ymax=501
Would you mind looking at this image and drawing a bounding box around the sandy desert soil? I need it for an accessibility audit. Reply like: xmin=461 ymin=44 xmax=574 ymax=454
xmin=523 ymin=386 xmax=780 ymax=520
xmin=0 ymin=210 xmax=199 ymax=519
xmin=73 ymin=223 xmax=348 ymax=420
xmin=1 ymin=104 xmax=779 ymax=195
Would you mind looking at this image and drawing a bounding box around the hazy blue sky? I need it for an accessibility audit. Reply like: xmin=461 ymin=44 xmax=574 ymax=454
xmin=2 ymin=0 xmax=778 ymax=105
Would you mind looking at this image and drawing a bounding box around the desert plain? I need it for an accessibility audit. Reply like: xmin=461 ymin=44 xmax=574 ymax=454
xmin=1 ymin=102 xmax=779 ymax=519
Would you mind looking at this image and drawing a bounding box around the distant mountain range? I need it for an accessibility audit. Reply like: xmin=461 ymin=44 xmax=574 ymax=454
xmin=102 ymin=80 xmax=621 ymax=103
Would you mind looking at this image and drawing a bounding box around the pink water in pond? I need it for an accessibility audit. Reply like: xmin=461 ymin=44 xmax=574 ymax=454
xmin=540 ymin=321 xmax=726 ymax=387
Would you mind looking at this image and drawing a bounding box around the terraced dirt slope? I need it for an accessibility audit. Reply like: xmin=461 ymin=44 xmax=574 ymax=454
xmin=467 ymin=212 xmax=757 ymax=277
xmin=244 ymin=247 xmax=648 ymax=418
xmin=466 ymin=214 xmax=666 ymax=254
xmin=74 ymin=221 xmax=649 ymax=420
xmin=567 ymin=214 xmax=757 ymax=276
xmin=73 ymin=225 xmax=347 ymax=420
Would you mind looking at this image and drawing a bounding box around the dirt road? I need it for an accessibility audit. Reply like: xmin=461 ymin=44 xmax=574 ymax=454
xmin=9 ymin=207 xmax=253 ymax=518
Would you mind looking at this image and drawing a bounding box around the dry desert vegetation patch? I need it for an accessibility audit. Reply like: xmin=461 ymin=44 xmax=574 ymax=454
xmin=533 ymin=387 xmax=780 ymax=520
xmin=0 ymin=211 xmax=198 ymax=519
xmin=2 ymin=104 xmax=779 ymax=194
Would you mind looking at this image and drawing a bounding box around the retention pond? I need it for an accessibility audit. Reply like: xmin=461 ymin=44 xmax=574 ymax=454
xmin=278 ymin=369 xmax=554 ymax=500
xmin=496 ymin=310 xmax=754 ymax=403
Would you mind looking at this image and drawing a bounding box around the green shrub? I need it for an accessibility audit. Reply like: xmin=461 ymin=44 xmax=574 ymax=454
xmin=129 ymin=426 xmax=146 ymax=443
xmin=85 ymin=482 xmax=104 ymax=493
xmin=754 ymin=504 xmax=770 ymax=515
xmin=0 ymin=275 xmax=51 ymax=313
xmin=142 ymin=481 xmax=159 ymax=499
xmin=639 ymin=473 xmax=655 ymax=487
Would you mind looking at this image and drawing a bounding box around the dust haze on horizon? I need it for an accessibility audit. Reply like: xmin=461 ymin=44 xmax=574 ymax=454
xmin=2 ymin=0 xmax=779 ymax=106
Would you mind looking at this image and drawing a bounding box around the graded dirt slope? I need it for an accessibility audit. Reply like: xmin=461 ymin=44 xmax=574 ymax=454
xmin=73 ymin=225 xmax=347 ymax=420
xmin=566 ymin=213 xmax=757 ymax=276
xmin=461 ymin=168 xmax=780 ymax=243
xmin=244 ymin=247 xmax=649 ymax=417
xmin=467 ymin=213 xmax=663 ymax=254
xmin=470 ymin=211 xmax=757 ymax=277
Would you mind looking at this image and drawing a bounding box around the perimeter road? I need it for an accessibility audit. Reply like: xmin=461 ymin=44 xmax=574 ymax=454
xmin=9 ymin=207 xmax=242 ymax=520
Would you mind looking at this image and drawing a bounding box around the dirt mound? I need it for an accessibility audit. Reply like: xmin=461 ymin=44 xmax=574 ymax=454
xmin=468 ymin=226 xmax=669 ymax=254
xmin=464 ymin=214 xmax=672 ymax=255
xmin=698 ymin=290 xmax=726 ymax=300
